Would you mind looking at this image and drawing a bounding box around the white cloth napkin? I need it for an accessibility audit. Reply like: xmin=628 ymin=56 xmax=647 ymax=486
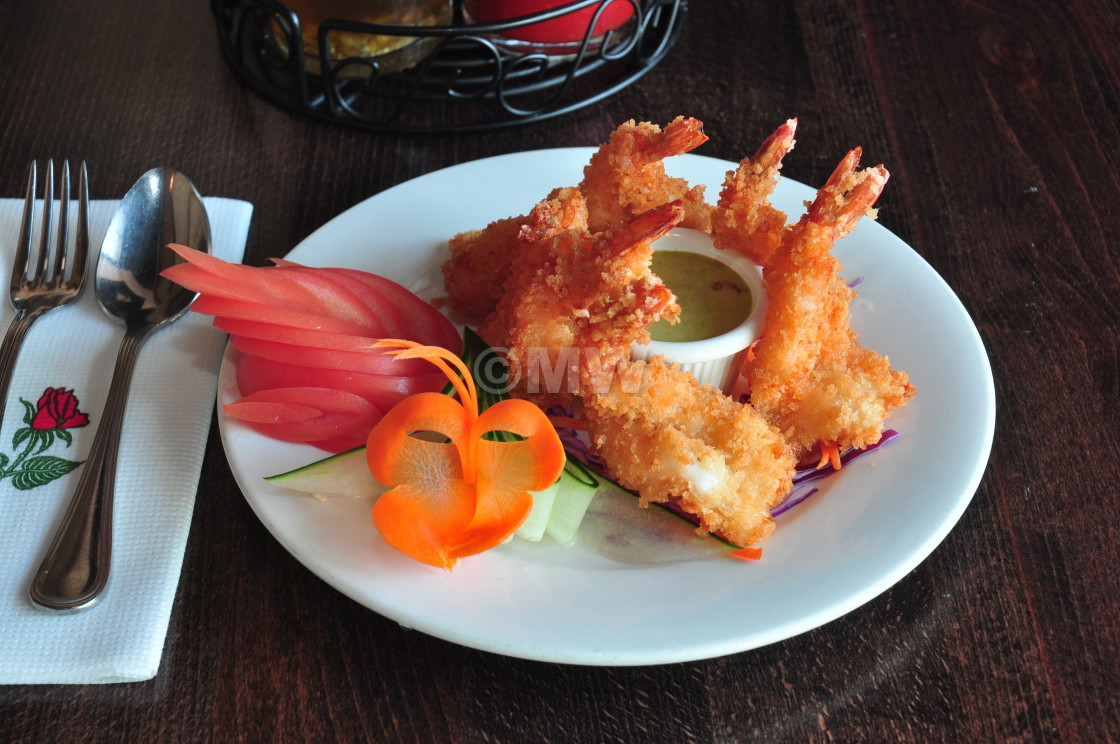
xmin=0 ymin=195 xmax=251 ymax=684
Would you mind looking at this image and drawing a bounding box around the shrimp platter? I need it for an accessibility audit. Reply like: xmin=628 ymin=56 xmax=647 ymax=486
xmin=440 ymin=117 xmax=915 ymax=550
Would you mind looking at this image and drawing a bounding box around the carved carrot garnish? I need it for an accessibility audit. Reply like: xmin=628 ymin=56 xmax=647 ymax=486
xmin=365 ymin=340 xmax=565 ymax=569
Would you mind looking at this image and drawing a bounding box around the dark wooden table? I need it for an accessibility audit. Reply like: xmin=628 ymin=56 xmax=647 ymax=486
xmin=2 ymin=1 xmax=1117 ymax=741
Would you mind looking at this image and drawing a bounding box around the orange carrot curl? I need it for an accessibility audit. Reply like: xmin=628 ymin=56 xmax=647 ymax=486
xmin=366 ymin=340 xmax=565 ymax=570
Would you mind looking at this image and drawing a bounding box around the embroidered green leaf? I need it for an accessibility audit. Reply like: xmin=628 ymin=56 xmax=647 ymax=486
xmin=32 ymin=430 xmax=55 ymax=455
xmin=19 ymin=398 xmax=35 ymax=426
xmin=11 ymin=456 xmax=83 ymax=490
xmin=57 ymin=429 xmax=73 ymax=448
xmin=12 ymin=427 xmax=31 ymax=450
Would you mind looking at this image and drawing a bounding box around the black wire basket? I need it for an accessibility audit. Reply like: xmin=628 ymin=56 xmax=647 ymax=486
xmin=210 ymin=0 xmax=686 ymax=133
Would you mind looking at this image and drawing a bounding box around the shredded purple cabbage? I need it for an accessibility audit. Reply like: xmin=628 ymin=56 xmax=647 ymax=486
xmin=771 ymin=486 xmax=819 ymax=517
xmin=547 ymin=404 xmax=605 ymax=469
xmin=771 ymin=429 xmax=900 ymax=515
xmin=791 ymin=429 xmax=899 ymax=486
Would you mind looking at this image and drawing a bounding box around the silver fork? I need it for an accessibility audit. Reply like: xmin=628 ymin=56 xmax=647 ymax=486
xmin=0 ymin=161 xmax=89 ymax=437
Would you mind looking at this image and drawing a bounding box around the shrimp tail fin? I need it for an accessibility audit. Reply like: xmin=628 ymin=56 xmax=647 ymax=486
xmin=809 ymin=149 xmax=889 ymax=238
xmin=610 ymin=200 xmax=685 ymax=249
xmin=712 ymin=119 xmax=799 ymax=266
xmin=752 ymin=118 xmax=798 ymax=171
xmin=642 ymin=116 xmax=709 ymax=163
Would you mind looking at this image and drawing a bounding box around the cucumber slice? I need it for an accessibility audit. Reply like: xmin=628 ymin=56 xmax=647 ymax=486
xmin=577 ymin=483 xmax=739 ymax=564
xmin=543 ymin=467 xmax=601 ymax=546
xmin=515 ymin=478 xmax=559 ymax=542
xmin=265 ymin=447 xmax=386 ymax=501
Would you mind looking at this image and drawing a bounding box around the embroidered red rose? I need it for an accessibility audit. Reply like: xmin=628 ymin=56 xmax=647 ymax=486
xmin=31 ymin=388 xmax=90 ymax=430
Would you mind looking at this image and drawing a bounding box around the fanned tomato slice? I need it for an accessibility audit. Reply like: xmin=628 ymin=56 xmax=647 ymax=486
xmin=223 ymin=387 xmax=382 ymax=451
xmin=270 ymin=264 xmax=414 ymax=339
xmin=213 ymin=317 xmax=387 ymax=352
xmin=193 ymin=296 xmax=372 ymax=336
xmin=235 ymin=353 xmax=446 ymax=413
xmin=228 ymin=335 xmax=435 ymax=376
xmin=164 ymin=259 xmax=331 ymax=313
xmin=301 ymin=266 xmax=462 ymax=353
xmin=268 ymin=266 xmax=385 ymax=330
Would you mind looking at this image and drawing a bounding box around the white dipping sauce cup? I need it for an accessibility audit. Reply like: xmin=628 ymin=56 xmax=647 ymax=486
xmin=631 ymin=228 xmax=768 ymax=394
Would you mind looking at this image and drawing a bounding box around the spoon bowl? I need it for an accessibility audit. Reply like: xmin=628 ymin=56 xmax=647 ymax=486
xmin=30 ymin=168 xmax=210 ymax=612
xmin=97 ymin=168 xmax=208 ymax=329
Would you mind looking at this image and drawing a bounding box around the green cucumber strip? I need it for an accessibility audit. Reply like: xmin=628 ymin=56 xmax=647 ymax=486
xmin=582 ymin=467 xmax=742 ymax=549
xmin=264 ymin=447 xmax=385 ymax=500
xmin=543 ymin=467 xmax=601 ymax=546
xmin=577 ymin=481 xmax=740 ymax=563
xmin=516 ymin=478 xmax=560 ymax=541
xmin=562 ymin=456 xmax=599 ymax=488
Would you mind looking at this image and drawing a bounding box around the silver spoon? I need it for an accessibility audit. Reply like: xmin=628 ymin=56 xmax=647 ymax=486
xmin=30 ymin=168 xmax=210 ymax=612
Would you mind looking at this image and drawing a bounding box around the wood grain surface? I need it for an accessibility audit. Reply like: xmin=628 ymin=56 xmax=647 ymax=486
xmin=1 ymin=0 xmax=1117 ymax=741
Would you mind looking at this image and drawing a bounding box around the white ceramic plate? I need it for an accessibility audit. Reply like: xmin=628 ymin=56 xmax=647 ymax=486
xmin=216 ymin=149 xmax=995 ymax=665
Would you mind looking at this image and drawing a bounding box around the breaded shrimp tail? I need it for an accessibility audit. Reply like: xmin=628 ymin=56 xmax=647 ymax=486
xmin=580 ymin=116 xmax=712 ymax=233
xmin=712 ymin=119 xmax=797 ymax=267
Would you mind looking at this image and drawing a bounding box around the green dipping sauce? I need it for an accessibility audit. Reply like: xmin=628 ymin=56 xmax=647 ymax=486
xmin=648 ymin=250 xmax=753 ymax=343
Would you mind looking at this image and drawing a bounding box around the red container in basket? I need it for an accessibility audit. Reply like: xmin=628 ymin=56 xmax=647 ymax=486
xmin=463 ymin=0 xmax=636 ymax=44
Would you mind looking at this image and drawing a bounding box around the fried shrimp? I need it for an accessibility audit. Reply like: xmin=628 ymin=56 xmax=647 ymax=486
xmin=711 ymin=119 xmax=797 ymax=267
xmin=444 ymin=116 xmax=709 ymax=319
xmin=480 ymin=200 xmax=684 ymax=399
xmin=442 ymin=187 xmax=585 ymax=321
xmin=743 ymin=149 xmax=915 ymax=456
xmin=440 ymin=116 xmax=915 ymax=553
xmin=580 ymin=116 xmax=712 ymax=233
xmin=584 ymin=356 xmax=795 ymax=547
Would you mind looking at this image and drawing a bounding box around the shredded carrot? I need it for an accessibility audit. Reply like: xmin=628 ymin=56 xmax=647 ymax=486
xmin=816 ymin=441 xmax=842 ymax=471
xmin=730 ymin=546 xmax=763 ymax=561
xmin=366 ymin=339 xmax=565 ymax=570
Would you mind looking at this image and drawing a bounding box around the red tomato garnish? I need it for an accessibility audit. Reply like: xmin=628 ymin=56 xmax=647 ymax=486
xmin=223 ymin=387 xmax=382 ymax=448
xmin=162 ymin=244 xmax=461 ymax=451
xmin=227 ymin=334 xmax=435 ymax=376
xmin=234 ymin=353 xmax=445 ymax=412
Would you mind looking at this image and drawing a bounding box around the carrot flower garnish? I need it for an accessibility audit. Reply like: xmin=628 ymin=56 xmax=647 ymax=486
xmin=365 ymin=340 xmax=566 ymax=569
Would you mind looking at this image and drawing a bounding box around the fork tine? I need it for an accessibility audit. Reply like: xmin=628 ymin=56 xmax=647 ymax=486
xmin=69 ymin=161 xmax=90 ymax=290
xmin=35 ymin=159 xmax=54 ymax=283
xmin=51 ymin=161 xmax=71 ymax=286
xmin=12 ymin=161 xmax=36 ymax=291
